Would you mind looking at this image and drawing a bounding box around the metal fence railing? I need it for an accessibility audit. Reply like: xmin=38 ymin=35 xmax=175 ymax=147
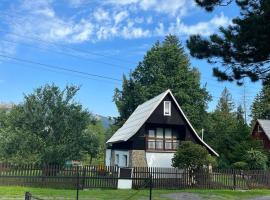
xmin=1 ymin=163 xmax=270 ymax=190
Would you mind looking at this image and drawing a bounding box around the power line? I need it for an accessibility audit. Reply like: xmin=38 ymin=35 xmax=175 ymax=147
xmin=0 ymin=11 xmax=260 ymax=94
xmin=0 ymin=11 xmax=137 ymax=65
xmin=0 ymin=53 xmax=122 ymax=82
xmin=0 ymin=58 xmax=120 ymax=85
xmin=0 ymin=39 xmax=130 ymax=71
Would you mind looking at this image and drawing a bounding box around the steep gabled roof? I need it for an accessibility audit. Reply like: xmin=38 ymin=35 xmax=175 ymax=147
xmin=107 ymin=89 xmax=219 ymax=156
xmin=257 ymin=119 xmax=270 ymax=140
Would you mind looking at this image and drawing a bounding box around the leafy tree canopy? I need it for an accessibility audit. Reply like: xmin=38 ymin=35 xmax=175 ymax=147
xmin=187 ymin=0 xmax=270 ymax=85
xmin=114 ymin=35 xmax=211 ymax=129
xmin=0 ymin=84 xmax=98 ymax=165
xmin=172 ymin=141 xmax=213 ymax=170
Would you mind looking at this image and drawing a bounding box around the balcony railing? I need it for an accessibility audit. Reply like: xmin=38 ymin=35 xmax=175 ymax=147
xmin=146 ymin=136 xmax=179 ymax=151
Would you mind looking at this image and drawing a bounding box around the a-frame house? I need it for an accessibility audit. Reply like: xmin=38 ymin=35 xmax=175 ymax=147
xmin=106 ymin=89 xmax=218 ymax=168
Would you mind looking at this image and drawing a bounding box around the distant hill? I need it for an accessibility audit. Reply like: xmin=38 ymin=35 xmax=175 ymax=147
xmin=94 ymin=114 xmax=114 ymax=129
xmin=0 ymin=103 xmax=13 ymax=111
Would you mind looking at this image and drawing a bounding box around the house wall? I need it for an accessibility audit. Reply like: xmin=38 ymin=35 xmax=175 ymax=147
xmin=105 ymin=149 xmax=111 ymax=166
xmin=129 ymin=150 xmax=147 ymax=167
xmin=252 ymin=123 xmax=270 ymax=150
xmin=146 ymin=152 xmax=174 ymax=168
xmin=128 ymin=94 xmax=204 ymax=151
xmin=147 ymin=95 xmax=185 ymax=125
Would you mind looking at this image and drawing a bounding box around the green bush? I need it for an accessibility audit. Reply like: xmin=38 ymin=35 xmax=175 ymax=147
xmin=232 ymin=161 xmax=248 ymax=170
xmin=244 ymin=149 xmax=268 ymax=170
xmin=172 ymin=141 xmax=213 ymax=170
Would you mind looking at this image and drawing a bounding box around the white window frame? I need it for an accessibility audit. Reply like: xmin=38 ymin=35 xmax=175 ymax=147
xmin=123 ymin=155 xmax=128 ymax=167
xmin=164 ymin=101 xmax=171 ymax=116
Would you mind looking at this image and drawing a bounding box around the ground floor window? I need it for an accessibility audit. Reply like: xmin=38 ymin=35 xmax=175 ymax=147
xmin=115 ymin=152 xmax=129 ymax=167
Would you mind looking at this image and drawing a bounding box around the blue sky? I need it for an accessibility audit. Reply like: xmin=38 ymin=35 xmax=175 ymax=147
xmin=0 ymin=0 xmax=262 ymax=120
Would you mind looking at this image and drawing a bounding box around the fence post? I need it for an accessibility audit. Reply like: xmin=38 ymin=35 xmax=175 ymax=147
xmin=149 ymin=175 xmax=152 ymax=200
xmin=82 ymin=166 xmax=86 ymax=190
xmin=25 ymin=192 xmax=31 ymax=200
xmin=233 ymin=170 xmax=236 ymax=190
xmin=76 ymin=166 xmax=79 ymax=200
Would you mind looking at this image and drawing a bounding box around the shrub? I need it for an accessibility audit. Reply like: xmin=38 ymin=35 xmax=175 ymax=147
xmin=244 ymin=149 xmax=268 ymax=170
xmin=232 ymin=161 xmax=248 ymax=170
xmin=172 ymin=141 xmax=213 ymax=170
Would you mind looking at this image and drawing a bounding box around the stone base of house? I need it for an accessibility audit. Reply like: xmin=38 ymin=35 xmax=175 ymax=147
xmin=129 ymin=150 xmax=147 ymax=167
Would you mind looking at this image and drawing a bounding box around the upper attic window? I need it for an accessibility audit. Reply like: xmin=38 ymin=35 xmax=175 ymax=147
xmin=164 ymin=101 xmax=171 ymax=116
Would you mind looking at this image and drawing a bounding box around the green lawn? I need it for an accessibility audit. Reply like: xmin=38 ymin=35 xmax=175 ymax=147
xmin=1 ymin=186 xmax=270 ymax=200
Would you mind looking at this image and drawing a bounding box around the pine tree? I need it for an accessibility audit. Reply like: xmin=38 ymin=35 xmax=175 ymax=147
xmin=114 ymin=35 xmax=211 ymax=130
xmin=251 ymin=84 xmax=270 ymax=122
xmin=216 ymin=87 xmax=234 ymax=113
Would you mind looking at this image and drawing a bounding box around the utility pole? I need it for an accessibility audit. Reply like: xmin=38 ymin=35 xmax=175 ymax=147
xmin=243 ymin=78 xmax=247 ymax=124
xmin=201 ymin=129 xmax=204 ymax=140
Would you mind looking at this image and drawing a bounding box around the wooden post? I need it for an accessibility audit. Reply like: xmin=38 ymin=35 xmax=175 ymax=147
xmin=233 ymin=170 xmax=236 ymax=190
xmin=149 ymin=176 xmax=152 ymax=200
xmin=25 ymin=192 xmax=31 ymax=200
xmin=76 ymin=166 xmax=79 ymax=200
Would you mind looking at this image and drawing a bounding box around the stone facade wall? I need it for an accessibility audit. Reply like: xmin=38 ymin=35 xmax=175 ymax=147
xmin=129 ymin=150 xmax=147 ymax=167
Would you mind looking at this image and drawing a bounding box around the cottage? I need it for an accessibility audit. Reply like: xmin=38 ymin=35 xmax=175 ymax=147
xmin=106 ymin=89 xmax=218 ymax=168
xmin=251 ymin=119 xmax=270 ymax=150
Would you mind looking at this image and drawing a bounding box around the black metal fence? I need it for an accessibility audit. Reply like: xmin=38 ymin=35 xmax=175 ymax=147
xmin=1 ymin=163 xmax=270 ymax=190
xmin=133 ymin=167 xmax=270 ymax=189
xmin=0 ymin=163 xmax=119 ymax=189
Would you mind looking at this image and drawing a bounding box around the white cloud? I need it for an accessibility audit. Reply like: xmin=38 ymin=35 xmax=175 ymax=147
xmin=114 ymin=11 xmax=129 ymax=24
xmin=167 ymin=13 xmax=231 ymax=36
xmin=121 ymin=24 xmax=150 ymax=39
xmin=93 ymin=8 xmax=110 ymax=22
xmin=8 ymin=0 xmax=93 ymax=44
xmin=0 ymin=0 xmax=231 ymax=53
xmin=105 ymin=0 xmax=195 ymax=16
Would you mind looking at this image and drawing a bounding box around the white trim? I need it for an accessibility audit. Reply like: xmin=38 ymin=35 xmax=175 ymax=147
xmin=164 ymin=101 xmax=171 ymax=116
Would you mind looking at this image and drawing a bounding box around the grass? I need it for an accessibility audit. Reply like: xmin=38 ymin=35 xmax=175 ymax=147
xmin=1 ymin=186 xmax=270 ymax=200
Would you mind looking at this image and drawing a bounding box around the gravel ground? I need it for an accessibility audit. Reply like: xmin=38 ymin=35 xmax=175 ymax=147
xmin=249 ymin=197 xmax=270 ymax=200
xmin=161 ymin=192 xmax=203 ymax=200
xmin=161 ymin=193 xmax=270 ymax=200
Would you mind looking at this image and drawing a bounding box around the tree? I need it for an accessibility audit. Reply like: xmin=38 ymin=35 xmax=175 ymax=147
xmin=0 ymin=84 xmax=94 ymax=165
xmin=251 ymin=83 xmax=270 ymax=122
xmin=244 ymin=149 xmax=268 ymax=170
xmin=204 ymin=88 xmax=261 ymax=168
xmin=187 ymin=0 xmax=270 ymax=85
xmin=114 ymin=35 xmax=211 ymax=129
xmin=82 ymin=120 xmax=106 ymax=165
xmin=81 ymin=125 xmax=100 ymax=165
xmin=216 ymin=87 xmax=234 ymax=113
xmin=172 ymin=141 xmax=212 ymax=170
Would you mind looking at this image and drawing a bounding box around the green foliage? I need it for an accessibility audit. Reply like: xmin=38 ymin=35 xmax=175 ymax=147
xmin=204 ymin=88 xmax=262 ymax=168
xmin=114 ymin=35 xmax=211 ymax=129
xmin=244 ymin=149 xmax=268 ymax=170
xmin=251 ymin=83 xmax=270 ymax=122
xmin=188 ymin=0 xmax=270 ymax=84
xmin=82 ymin=120 xmax=106 ymax=165
xmin=232 ymin=161 xmax=248 ymax=170
xmin=0 ymin=84 xmax=96 ymax=165
xmin=172 ymin=141 xmax=212 ymax=170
